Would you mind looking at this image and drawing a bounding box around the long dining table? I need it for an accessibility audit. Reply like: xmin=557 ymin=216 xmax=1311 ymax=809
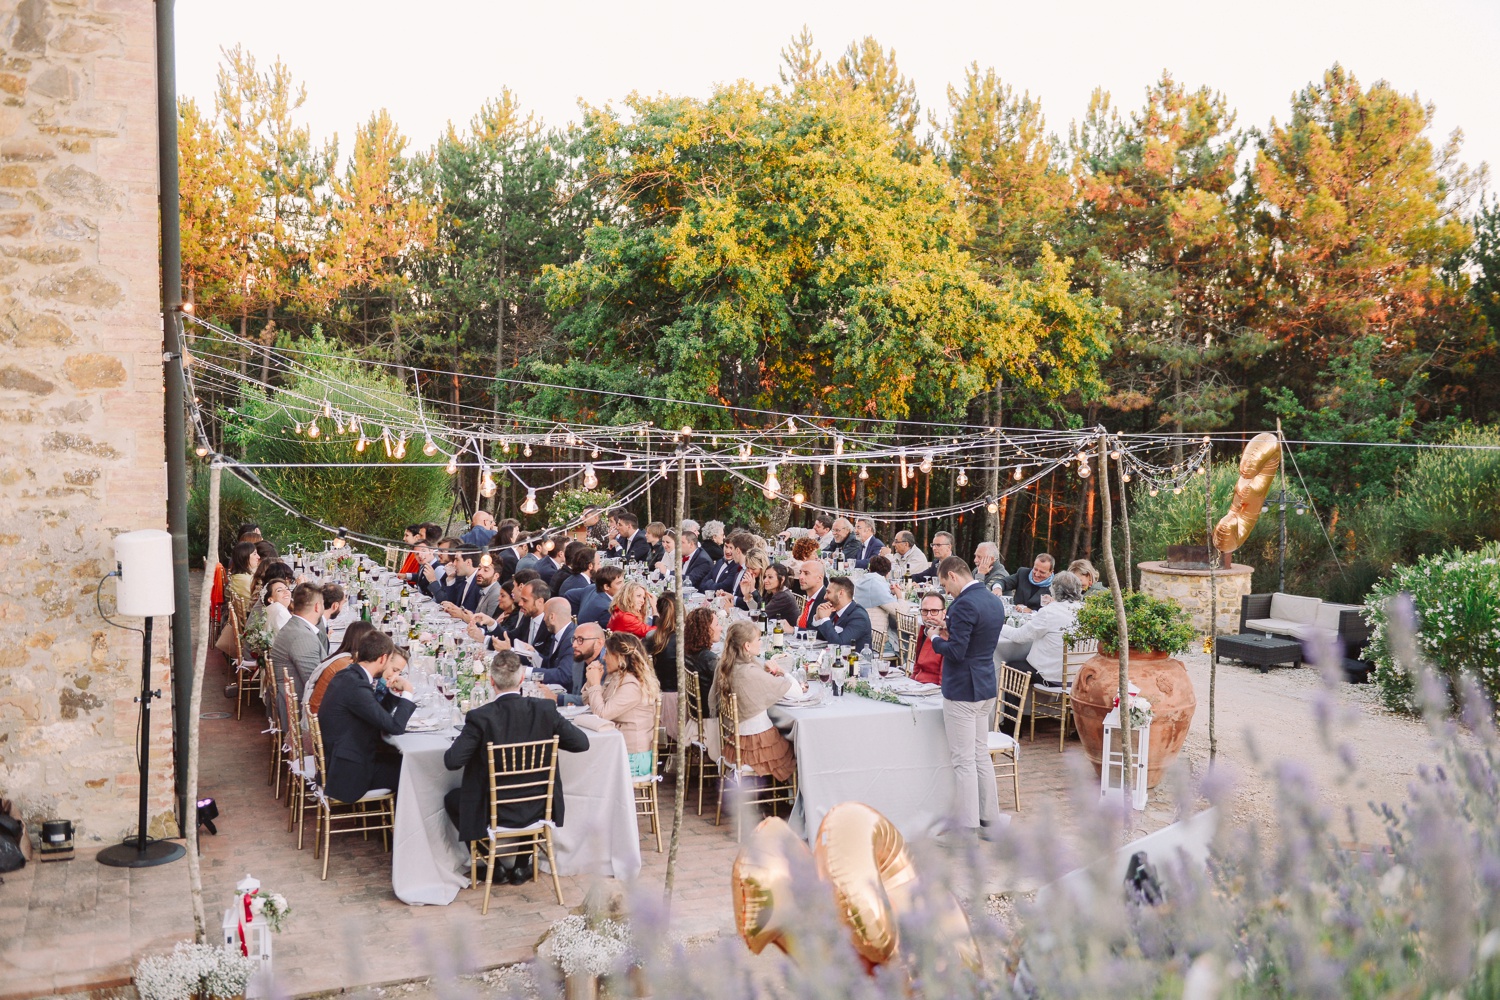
xmin=385 ymin=721 xmax=642 ymax=906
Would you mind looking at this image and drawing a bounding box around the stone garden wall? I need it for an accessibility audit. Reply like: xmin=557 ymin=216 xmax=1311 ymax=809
xmin=1138 ymin=560 xmax=1254 ymax=638
xmin=0 ymin=0 xmax=173 ymax=842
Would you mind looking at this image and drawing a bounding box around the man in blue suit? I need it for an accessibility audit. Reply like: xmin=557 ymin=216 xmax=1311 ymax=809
xmin=679 ymin=531 xmax=716 ymax=592
xmin=434 ymin=545 xmax=485 ymax=613
xmin=930 ymin=555 xmax=1007 ymax=838
xmin=850 ymin=517 xmax=885 ymax=569
xmin=810 ymin=577 xmax=873 ymax=651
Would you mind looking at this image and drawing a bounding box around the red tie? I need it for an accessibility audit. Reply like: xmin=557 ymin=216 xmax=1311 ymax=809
xmin=799 ymin=595 xmax=813 ymax=629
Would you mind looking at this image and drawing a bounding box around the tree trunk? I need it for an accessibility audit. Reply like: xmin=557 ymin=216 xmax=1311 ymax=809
xmin=986 ymin=380 xmax=1002 ymax=542
xmin=664 ymin=452 xmax=689 ymax=901
xmin=1069 ymin=472 xmax=1090 ymax=562
xmin=185 ymin=462 xmax=220 ymax=942
xmin=1096 ymin=437 xmax=1133 ymax=812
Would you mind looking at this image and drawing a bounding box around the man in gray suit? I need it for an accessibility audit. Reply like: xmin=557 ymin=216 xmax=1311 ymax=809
xmin=269 ymin=582 xmax=327 ymax=732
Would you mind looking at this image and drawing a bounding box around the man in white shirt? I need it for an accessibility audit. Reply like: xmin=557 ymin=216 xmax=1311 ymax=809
xmin=888 ymin=531 xmax=930 ymax=579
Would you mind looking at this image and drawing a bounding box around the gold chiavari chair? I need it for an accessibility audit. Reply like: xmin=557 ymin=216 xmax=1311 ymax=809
xmin=895 ymin=610 xmax=920 ymax=668
xmin=682 ymin=671 xmax=719 ymax=816
xmin=466 ymin=737 xmax=564 ymax=911
xmin=992 ymin=666 xmax=1032 ymax=811
xmin=715 ymin=693 xmax=797 ymax=842
xmin=281 ymin=677 xmax=318 ymax=848
xmin=307 ymin=713 xmax=397 ymax=881
xmin=1030 ymin=638 xmax=1098 ymax=750
xmin=635 ymin=700 xmax=663 ymax=853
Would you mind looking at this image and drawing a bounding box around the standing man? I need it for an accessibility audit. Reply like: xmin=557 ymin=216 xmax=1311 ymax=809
xmin=460 ymin=510 xmax=497 ymax=548
xmin=930 ymin=555 xmax=1007 ymax=840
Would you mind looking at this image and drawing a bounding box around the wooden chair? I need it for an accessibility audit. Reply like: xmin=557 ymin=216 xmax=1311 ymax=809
xmin=992 ymin=666 xmax=1032 ymax=811
xmin=1030 ymin=638 xmax=1098 ymax=750
xmin=715 ymin=693 xmax=797 ymax=841
xmin=466 ymin=737 xmax=565 ymax=911
xmin=281 ymin=677 xmax=318 ymax=848
xmin=264 ymin=651 xmax=284 ymax=794
xmin=895 ymin=610 xmax=920 ymax=668
xmin=869 ymin=627 xmax=888 ymax=660
xmin=384 ymin=545 xmax=399 ymax=571
xmin=634 ymin=700 xmax=663 ymax=852
xmin=307 ymin=713 xmax=397 ymax=881
xmin=682 ymin=671 xmax=719 ymax=815
xmin=220 ymin=603 xmax=260 ymax=722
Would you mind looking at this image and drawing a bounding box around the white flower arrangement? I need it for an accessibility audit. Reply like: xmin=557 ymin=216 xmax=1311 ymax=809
xmin=135 ymin=942 xmax=257 ymax=1000
xmin=249 ymin=890 xmax=291 ymax=933
xmin=537 ymin=914 xmax=634 ymax=978
xmin=1126 ymin=695 xmax=1154 ymax=729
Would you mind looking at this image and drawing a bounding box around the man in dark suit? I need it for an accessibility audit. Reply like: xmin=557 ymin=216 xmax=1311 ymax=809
xmin=679 ymin=531 xmax=715 ymax=592
xmin=443 ymin=651 xmax=590 ymax=885
xmin=535 ymin=598 xmax=582 ymax=696
xmin=930 ymin=555 xmax=1007 ymax=838
xmin=850 ymin=517 xmax=885 ymax=569
xmin=318 ymin=632 xmax=417 ymax=803
xmin=811 ymin=576 xmax=873 ymax=649
xmin=794 ymin=560 xmax=827 ymax=631
xmin=911 ymin=531 xmax=954 ymax=583
xmin=434 ymin=545 xmax=485 ymax=612
xmin=608 ymin=511 xmax=652 ymax=564
xmin=490 ymin=579 xmax=553 ymax=668
xmin=577 ymin=566 xmax=619 ymax=629
xmin=710 ymin=533 xmax=750 ymax=594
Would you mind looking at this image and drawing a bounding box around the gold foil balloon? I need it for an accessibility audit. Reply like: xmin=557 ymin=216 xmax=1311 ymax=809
xmin=1213 ymin=432 xmax=1281 ymax=554
xmin=812 ymin=802 xmax=982 ymax=973
xmin=731 ymin=817 xmax=817 ymax=960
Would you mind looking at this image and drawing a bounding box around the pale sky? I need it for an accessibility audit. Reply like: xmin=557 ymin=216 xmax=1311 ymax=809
xmin=176 ymin=0 xmax=1499 ymax=187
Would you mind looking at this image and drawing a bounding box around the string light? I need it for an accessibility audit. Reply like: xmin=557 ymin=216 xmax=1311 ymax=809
xmin=479 ymin=466 xmax=497 ymax=497
xmin=919 ymin=452 xmax=933 ymax=474
xmin=445 ymin=454 xmax=458 ymax=475
xmin=393 ymin=433 xmax=407 ymax=459
xmin=307 ymin=419 xmax=320 ymax=439
xmin=520 ymin=489 xmax=539 ymax=515
xmin=986 ymin=498 xmax=998 ymax=514
xmin=335 ymin=417 xmax=345 ymax=434
xmin=195 ymin=444 xmax=209 ymax=458
xmin=479 ymin=553 xmax=493 ymax=567
xmin=1013 ymin=466 xmax=1024 ymax=481
xmin=792 ymin=490 xmax=806 ymax=505
xmin=681 ymin=425 xmax=693 ymax=437
xmin=323 ymin=400 xmax=332 ymax=418
xmin=833 ymin=436 xmax=844 ymax=457
xmin=331 ymin=527 xmax=347 ymax=549
xmin=523 ymin=443 xmax=533 ymax=457
xmin=818 ymin=460 xmax=827 ymax=475
xmin=1110 ymin=448 xmax=1121 ymax=461
xmin=355 ymin=434 xmax=368 ymax=453
xmin=1078 ymin=462 xmax=1092 ymax=479
xmin=899 ymin=450 xmax=908 ymax=488
xmin=423 ymin=435 xmax=438 ymax=456
xmin=292 ymin=421 xmax=303 ymax=435
xmin=956 ymin=468 xmax=969 ymax=486
xmin=659 ymin=460 xmax=669 ymax=476
xmin=591 ymin=447 xmax=600 ymax=459
xmin=583 ymin=464 xmax=598 ymax=490
xmin=695 ymin=459 xmax=704 ymax=486
xmin=764 ymin=464 xmax=781 ymax=494
xmin=858 ymin=466 xmax=869 ymax=480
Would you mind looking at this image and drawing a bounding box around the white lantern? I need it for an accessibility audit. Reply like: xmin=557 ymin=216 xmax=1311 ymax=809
xmin=1099 ymin=704 xmax=1150 ymax=811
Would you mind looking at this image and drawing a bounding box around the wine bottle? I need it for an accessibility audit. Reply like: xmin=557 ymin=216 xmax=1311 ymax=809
xmin=771 ymin=620 xmax=785 ymax=650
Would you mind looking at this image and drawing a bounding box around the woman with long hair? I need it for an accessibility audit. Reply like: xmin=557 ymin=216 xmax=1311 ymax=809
xmin=733 ymin=549 xmax=771 ymax=612
xmin=583 ymin=632 xmax=662 ymax=777
xmin=645 ymin=591 xmax=681 ymax=691
xmin=227 ymin=541 xmax=259 ymax=606
xmin=683 ymin=606 xmax=720 ymax=697
xmin=708 ymin=620 xmax=800 ymax=781
xmin=741 ymin=562 xmax=800 ymax=628
xmin=607 ymin=580 xmax=652 ymax=637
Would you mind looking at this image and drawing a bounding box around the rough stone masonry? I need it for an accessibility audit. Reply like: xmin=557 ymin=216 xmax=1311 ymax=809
xmin=0 ymin=0 xmax=176 ymax=842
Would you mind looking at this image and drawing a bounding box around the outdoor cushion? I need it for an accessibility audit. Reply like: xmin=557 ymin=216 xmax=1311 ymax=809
xmin=1268 ymin=593 xmax=1321 ymax=624
xmin=1245 ymin=618 xmax=1318 ymax=640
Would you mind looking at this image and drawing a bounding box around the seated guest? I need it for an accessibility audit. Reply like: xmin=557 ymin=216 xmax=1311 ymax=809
xmin=305 ymin=620 xmax=376 ymax=719
xmin=732 ymin=549 xmax=771 ymax=612
xmin=974 ymin=542 xmax=1008 ymax=590
xmin=644 ymin=521 xmax=668 ymax=568
xmin=794 ymin=560 xmax=827 ymax=631
xmin=583 ymin=633 xmax=662 ymax=777
xmin=699 ymin=520 xmax=726 ymax=562
xmin=1000 ymin=571 xmax=1085 ymax=687
xmin=911 ymin=592 xmax=948 ymax=686
xmin=608 ymin=511 xmax=652 ymax=564
xmin=811 ymin=576 xmax=873 ymax=650
xmin=433 ymin=545 xmax=485 ymax=612
xmin=710 ymin=532 xmax=752 ymax=595
xmin=742 ymin=562 xmax=801 ymax=628
xmin=460 ymin=510 xmax=497 ymax=548
xmin=418 ymin=537 xmax=459 ymax=597
xmin=579 ymin=565 xmax=621 ymax=629
xmin=646 ymin=592 xmax=680 ymax=691
xmin=683 ymin=607 xmax=721 ymax=697
xmin=514 ymin=535 xmax=546 ymax=576
xmin=317 ymin=583 xmax=346 ymax=648
xmin=608 ymin=580 xmax=653 ymax=638
xmin=492 ymin=521 xmax=520 ymax=584
xmin=269 ymin=583 xmax=327 ymax=725
xmin=263 ymin=578 xmax=294 ymax=635
xmin=709 ymin=621 xmax=802 ymax=780
xmin=471 ymin=557 xmax=503 ymax=618
xmin=235 ymin=522 xmax=263 ymax=544
xmin=227 ymin=541 xmax=259 ymax=607
xmin=780 ymin=512 xmax=836 ymax=552
xmin=487 ymin=580 xmax=523 ymax=636
xmin=830 ymin=518 xmax=861 ymax=562
xmin=851 ymin=517 xmax=884 ymax=568
xmin=489 ymin=579 xmax=553 ymax=665
xmin=319 ymin=632 xmax=416 ymax=802
xmin=887 ymin=531 xmax=930 ymax=580
xmin=679 ymin=531 xmax=716 ymax=592
xmin=553 ymin=544 xmax=595 ymax=610
xmin=852 ymin=554 xmax=901 ymax=639
xmin=536 ymin=597 xmax=581 ymax=695
xmin=787 ymin=537 xmax=820 ymax=586
xmin=253 ymin=538 xmax=280 ymax=565
xmin=651 ymin=529 xmax=677 ymax=576
xmin=998 ymin=553 xmax=1056 ymax=611
xmin=443 ymin=650 xmax=590 ymax=884
xmin=398 ymin=524 xmax=425 ymax=578
xmin=911 ymin=531 xmax=954 ymax=582
xmin=548 ymin=541 xmax=585 ymax=594
xmin=531 ymin=535 xmax=561 ymax=579
xmin=248 ymin=555 xmax=292 ymax=605
xmin=1069 ymin=558 xmax=1107 ymax=596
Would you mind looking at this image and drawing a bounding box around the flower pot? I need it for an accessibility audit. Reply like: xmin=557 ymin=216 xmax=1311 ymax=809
xmin=562 ymin=973 xmax=599 ymax=1000
xmin=1069 ymin=649 xmax=1196 ymax=788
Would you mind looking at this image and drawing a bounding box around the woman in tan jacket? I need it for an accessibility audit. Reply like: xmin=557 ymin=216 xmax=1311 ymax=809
xmin=709 ymin=620 xmax=803 ymax=782
xmin=583 ymin=632 xmax=661 ymax=777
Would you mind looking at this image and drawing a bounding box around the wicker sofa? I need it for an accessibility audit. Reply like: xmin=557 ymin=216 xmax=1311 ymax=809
xmin=1239 ymin=592 xmax=1372 ymax=658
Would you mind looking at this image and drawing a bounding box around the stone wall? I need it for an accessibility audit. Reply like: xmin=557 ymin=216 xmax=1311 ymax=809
xmin=1138 ymin=561 xmax=1255 ymax=638
xmin=0 ymin=0 xmax=172 ymax=842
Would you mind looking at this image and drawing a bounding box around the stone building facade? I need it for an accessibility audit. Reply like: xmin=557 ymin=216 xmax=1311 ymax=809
xmin=0 ymin=0 xmax=173 ymax=842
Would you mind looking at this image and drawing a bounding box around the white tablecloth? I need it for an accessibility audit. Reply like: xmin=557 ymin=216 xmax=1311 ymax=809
xmin=387 ymin=726 xmax=643 ymax=905
xmin=768 ymin=694 xmax=954 ymax=843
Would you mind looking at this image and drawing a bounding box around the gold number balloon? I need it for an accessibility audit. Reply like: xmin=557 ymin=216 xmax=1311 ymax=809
xmin=731 ymin=817 xmax=818 ymax=960
xmin=1213 ymin=432 xmax=1281 ymax=554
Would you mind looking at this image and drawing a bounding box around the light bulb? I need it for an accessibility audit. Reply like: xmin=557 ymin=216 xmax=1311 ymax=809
xmin=336 ymin=418 xmax=345 ymax=435
xmin=625 ymin=455 xmax=633 ymax=470
xmin=1150 ymin=488 xmax=1159 ymax=496
xmin=479 ymin=554 xmax=493 ymax=567
xmin=1296 ymin=506 xmax=1306 ymax=516
xmin=986 ymin=499 xmax=998 ymax=514
xmin=834 ymin=436 xmax=844 ymax=457
xmin=764 ymin=464 xmax=781 ymax=493
xmin=792 ymin=490 xmax=805 ymax=505
xmin=1013 ymin=467 xmax=1024 ymax=481
xmin=1123 ymin=473 xmax=1132 ymax=482
xmin=858 ymin=466 xmax=869 ymax=481
xmin=956 ymin=468 xmax=969 ymax=486
xmin=1196 ymin=465 xmax=1206 ymax=476
xmin=818 ymin=460 xmax=827 ymax=475
xmin=763 ymin=487 xmax=777 ymax=501
xmin=1173 ymin=486 xmax=1182 ymax=495
xmin=583 ymin=464 xmax=598 ymax=490
xmin=1078 ymin=463 xmax=1092 ymax=479
xmin=521 ymin=489 xmax=539 ymax=515
xmin=445 ymin=455 xmax=458 ymax=475
xmin=1075 ymin=452 xmax=1087 ymax=463
xmin=695 ymin=459 xmax=704 ymax=485
xmin=423 ymin=435 xmax=438 ymax=456
xmin=1109 ymin=449 xmax=1121 ymax=461
xmin=293 ymin=421 xmax=303 ymax=435
xmin=307 ymin=419 xmax=320 ymax=439
xmin=786 ymin=417 xmax=795 ymax=430
xmin=480 ymin=470 xmax=496 ymax=497
xmin=195 ymin=444 xmax=209 ymax=458
xmin=681 ymin=425 xmax=693 ymax=436
xmin=591 ymin=447 xmax=600 ymax=459
xmin=355 ymin=435 xmax=368 ymax=453
xmin=323 ymin=400 xmax=332 ymax=418
xmin=920 ymin=452 xmax=933 ymax=474
xmin=739 ymin=443 xmax=751 ymax=460
xmin=659 ymin=460 xmax=668 ymax=476
xmin=523 ymin=443 xmax=533 ymax=457
xmin=394 ymin=440 xmax=407 ymax=460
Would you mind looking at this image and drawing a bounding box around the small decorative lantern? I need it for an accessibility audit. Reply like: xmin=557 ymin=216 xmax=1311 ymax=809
xmin=1099 ymin=690 xmax=1151 ymax=811
xmin=222 ymin=874 xmax=273 ymax=993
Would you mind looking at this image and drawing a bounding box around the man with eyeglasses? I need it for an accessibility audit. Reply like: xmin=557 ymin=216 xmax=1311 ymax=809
xmin=911 ymin=532 xmax=954 ymax=583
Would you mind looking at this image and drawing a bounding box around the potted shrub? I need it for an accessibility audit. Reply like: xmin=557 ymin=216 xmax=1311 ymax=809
xmin=1068 ymin=590 xmax=1198 ymax=787
xmin=135 ymin=942 xmax=257 ymax=1000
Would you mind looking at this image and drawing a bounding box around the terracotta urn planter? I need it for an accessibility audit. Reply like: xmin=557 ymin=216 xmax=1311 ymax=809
xmin=1070 ymin=649 xmax=1196 ymax=788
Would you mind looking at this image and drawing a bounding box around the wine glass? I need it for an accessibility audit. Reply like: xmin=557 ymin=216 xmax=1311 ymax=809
xmin=818 ymin=659 xmax=832 ymax=685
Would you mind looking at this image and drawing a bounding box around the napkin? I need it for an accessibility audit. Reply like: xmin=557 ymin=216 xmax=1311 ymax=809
xmin=572 ymin=714 xmax=617 ymax=733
